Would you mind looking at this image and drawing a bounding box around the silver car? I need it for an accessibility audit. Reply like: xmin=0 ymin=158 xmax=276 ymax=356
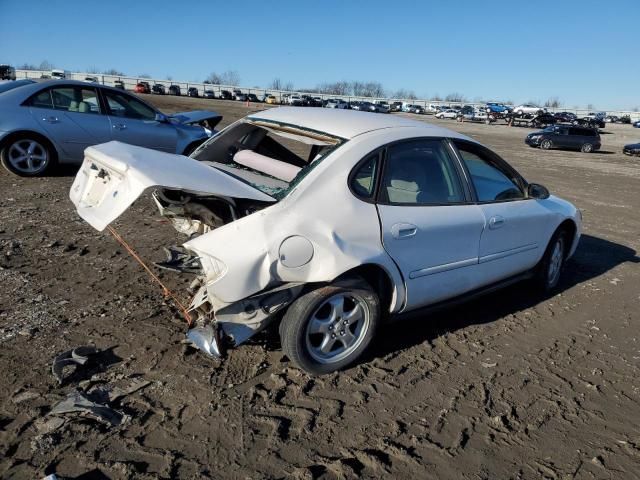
xmin=0 ymin=80 xmax=222 ymax=176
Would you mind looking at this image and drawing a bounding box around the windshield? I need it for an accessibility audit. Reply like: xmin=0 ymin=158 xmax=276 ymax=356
xmin=0 ymin=79 xmax=35 ymax=94
xmin=192 ymin=119 xmax=345 ymax=200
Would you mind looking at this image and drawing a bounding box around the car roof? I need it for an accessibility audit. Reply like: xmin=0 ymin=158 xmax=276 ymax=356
xmin=247 ymin=106 xmax=472 ymax=140
xmin=0 ymin=79 xmax=127 ymax=102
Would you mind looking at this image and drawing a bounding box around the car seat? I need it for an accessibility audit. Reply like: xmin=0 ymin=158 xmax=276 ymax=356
xmin=68 ymin=101 xmax=79 ymax=112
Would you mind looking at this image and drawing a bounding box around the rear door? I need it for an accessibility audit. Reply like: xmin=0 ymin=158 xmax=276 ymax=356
xmin=374 ymin=138 xmax=486 ymax=310
xmin=101 ymin=89 xmax=177 ymax=153
xmin=452 ymin=140 xmax=552 ymax=284
xmin=29 ymin=85 xmax=111 ymax=161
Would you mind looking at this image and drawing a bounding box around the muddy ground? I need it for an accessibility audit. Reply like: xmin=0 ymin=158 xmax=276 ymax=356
xmin=1 ymin=95 xmax=639 ymax=479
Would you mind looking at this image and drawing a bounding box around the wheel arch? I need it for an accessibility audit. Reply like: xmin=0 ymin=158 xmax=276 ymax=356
xmin=333 ymin=263 xmax=400 ymax=318
xmin=557 ymin=218 xmax=578 ymax=258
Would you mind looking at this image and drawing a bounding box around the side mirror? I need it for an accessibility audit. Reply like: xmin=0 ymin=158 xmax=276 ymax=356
xmin=155 ymin=113 xmax=168 ymax=123
xmin=528 ymin=183 xmax=550 ymax=199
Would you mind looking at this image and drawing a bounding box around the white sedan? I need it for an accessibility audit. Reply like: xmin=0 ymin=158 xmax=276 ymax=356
xmin=435 ymin=109 xmax=459 ymax=119
xmin=70 ymin=108 xmax=581 ymax=374
xmin=513 ymin=104 xmax=544 ymax=116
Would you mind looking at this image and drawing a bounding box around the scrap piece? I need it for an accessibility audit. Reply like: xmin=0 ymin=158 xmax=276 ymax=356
xmin=51 ymin=346 xmax=99 ymax=384
xmin=49 ymin=390 xmax=127 ymax=426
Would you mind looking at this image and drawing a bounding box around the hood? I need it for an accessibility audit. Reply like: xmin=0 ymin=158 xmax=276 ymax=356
xmin=69 ymin=141 xmax=275 ymax=231
xmin=169 ymin=110 xmax=223 ymax=129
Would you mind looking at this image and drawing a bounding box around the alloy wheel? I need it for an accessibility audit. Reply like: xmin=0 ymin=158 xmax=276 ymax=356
xmin=7 ymin=139 xmax=49 ymax=174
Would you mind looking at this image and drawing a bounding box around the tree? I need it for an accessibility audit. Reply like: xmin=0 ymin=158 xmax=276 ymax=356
xmin=269 ymin=78 xmax=283 ymax=90
xmin=393 ymin=88 xmax=416 ymax=99
xmin=431 ymin=94 xmax=442 ymax=101
xmin=39 ymin=60 xmax=53 ymax=71
xmin=445 ymin=92 xmax=466 ymax=102
xmin=17 ymin=63 xmax=37 ymax=70
xmin=544 ymin=97 xmax=562 ymax=108
xmin=103 ymin=68 xmax=124 ymax=76
xmin=86 ymin=66 xmax=100 ymax=74
xmin=207 ymin=70 xmax=241 ymax=86
xmin=166 ymin=75 xmax=173 ymax=81
xmin=138 ymin=73 xmax=151 ymax=79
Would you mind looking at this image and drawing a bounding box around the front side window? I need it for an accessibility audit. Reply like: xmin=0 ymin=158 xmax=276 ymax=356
xmin=103 ymin=90 xmax=156 ymax=120
xmin=455 ymin=143 xmax=524 ymax=202
xmin=380 ymin=139 xmax=465 ymax=205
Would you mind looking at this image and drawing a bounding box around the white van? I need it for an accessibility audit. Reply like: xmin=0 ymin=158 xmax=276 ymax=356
xmin=51 ymin=69 xmax=71 ymax=80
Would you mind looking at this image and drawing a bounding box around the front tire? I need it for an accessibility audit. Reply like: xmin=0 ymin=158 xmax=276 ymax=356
xmin=581 ymin=143 xmax=594 ymax=153
xmin=540 ymin=139 xmax=553 ymax=150
xmin=1 ymin=135 xmax=55 ymax=176
xmin=534 ymin=229 xmax=567 ymax=292
xmin=280 ymin=282 xmax=380 ymax=375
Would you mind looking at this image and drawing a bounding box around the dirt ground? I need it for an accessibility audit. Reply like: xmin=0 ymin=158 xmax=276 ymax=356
xmin=1 ymin=95 xmax=639 ymax=480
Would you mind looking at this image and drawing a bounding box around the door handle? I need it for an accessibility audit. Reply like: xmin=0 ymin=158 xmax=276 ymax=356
xmin=43 ymin=116 xmax=59 ymax=123
xmin=112 ymin=124 xmax=127 ymax=130
xmin=488 ymin=215 xmax=505 ymax=229
xmin=391 ymin=223 xmax=418 ymax=239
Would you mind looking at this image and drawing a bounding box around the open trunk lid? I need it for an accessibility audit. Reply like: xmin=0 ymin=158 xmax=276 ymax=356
xmin=69 ymin=141 xmax=275 ymax=231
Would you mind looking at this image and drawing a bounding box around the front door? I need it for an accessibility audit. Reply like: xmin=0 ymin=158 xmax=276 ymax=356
xmin=375 ymin=138 xmax=486 ymax=310
xmin=30 ymin=85 xmax=111 ymax=161
xmin=101 ymin=89 xmax=177 ymax=153
xmin=453 ymin=140 xmax=550 ymax=284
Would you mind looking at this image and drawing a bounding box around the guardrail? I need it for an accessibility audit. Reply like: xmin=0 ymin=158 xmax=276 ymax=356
xmin=15 ymin=70 xmax=640 ymax=121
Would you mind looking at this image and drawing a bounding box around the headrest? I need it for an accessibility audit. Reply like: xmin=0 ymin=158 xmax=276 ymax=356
xmin=233 ymin=149 xmax=301 ymax=182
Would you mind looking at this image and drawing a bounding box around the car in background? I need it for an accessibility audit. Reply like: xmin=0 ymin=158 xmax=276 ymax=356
xmin=513 ymin=104 xmax=544 ymax=116
xmin=113 ymin=80 xmax=125 ymax=90
xmin=554 ymin=111 xmax=577 ymax=123
xmin=374 ymin=101 xmax=390 ymax=113
xmin=350 ymin=101 xmax=363 ymax=111
xmin=265 ymin=95 xmax=278 ymax=104
xmin=152 ymin=84 xmax=166 ymax=95
xmin=235 ymin=93 xmax=248 ymax=102
xmin=359 ymin=101 xmax=377 ymax=112
xmin=325 ymin=99 xmax=349 ymax=109
xmin=204 ymin=90 xmax=215 ymax=99
xmin=390 ymin=101 xmax=403 ymax=112
xmin=247 ymin=93 xmax=260 ymax=103
xmin=485 ymin=103 xmax=511 ymax=115
xmin=525 ymin=125 xmax=600 ymax=153
xmin=0 ymin=80 xmax=223 ymax=176
xmin=532 ymin=113 xmax=558 ymax=128
xmin=287 ymin=95 xmax=303 ymax=106
xmin=619 ymin=115 xmax=631 ymax=124
xmin=435 ymin=109 xmax=458 ymax=119
xmin=134 ymin=82 xmax=151 ymax=94
xmin=188 ymin=87 xmax=199 ymax=98
xmin=580 ymin=112 xmax=606 ymax=129
xmin=169 ymin=85 xmax=181 ymax=96
xmin=0 ymin=79 xmax=36 ymax=95
xmin=623 ymin=142 xmax=640 ymax=156
xmin=604 ymin=115 xmax=618 ymax=123
xmin=232 ymin=89 xmax=243 ymax=100
xmin=69 ymin=107 xmax=581 ymax=374
xmin=0 ymin=65 xmax=16 ymax=80
xmin=407 ymin=104 xmax=425 ymax=114
xmin=633 ymin=120 xmax=640 ymax=128
xmin=50 ymin=69 xmax=70 ymax=80
xmin=622 ymin=141 xmax=640 ymax=156
xmin=84 ymin=76 xmax=99 ymax=83
xmin=313 ymin=97 xmax=323 ymax=107
xmin=219 ymin=90 xmax=232 ymax=100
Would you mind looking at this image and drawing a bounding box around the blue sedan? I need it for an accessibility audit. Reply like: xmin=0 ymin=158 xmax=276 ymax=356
xmin=0 ymin=80 xmax=222 ymax=176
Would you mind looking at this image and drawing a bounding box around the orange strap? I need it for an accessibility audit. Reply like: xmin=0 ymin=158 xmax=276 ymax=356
xmin=107 ymin=225 xmax=192 ymax=327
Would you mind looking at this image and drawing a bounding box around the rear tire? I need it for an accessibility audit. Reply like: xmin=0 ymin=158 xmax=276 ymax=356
xmin=540 ymin=139 xmax=553 ymax=150
xmin=534 ymin=229 xmax=567 ymax=292
xmin=1 ymin=134 xmax=56 ymax=176
xmin=581 ymin=143 xmax=593 ymax=153
xmin=280 ymin=282 xmax=380 ymax=375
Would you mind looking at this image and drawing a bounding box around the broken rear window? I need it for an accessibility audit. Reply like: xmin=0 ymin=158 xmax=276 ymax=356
xmin=192 ymin=119 xmax=346 ymax=200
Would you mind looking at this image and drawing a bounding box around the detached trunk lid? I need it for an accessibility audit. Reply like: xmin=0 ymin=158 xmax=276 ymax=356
xmin=70 ymin=141 xmax=275 ymax=231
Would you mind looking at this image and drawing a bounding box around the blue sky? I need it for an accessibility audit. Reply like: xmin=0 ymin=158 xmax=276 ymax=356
xmin=1 ymin=0 xmax=638 ymax=109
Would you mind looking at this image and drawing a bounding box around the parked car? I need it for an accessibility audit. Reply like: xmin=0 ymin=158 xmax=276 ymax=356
xmin=390 ymin=101 xmax=403 ymax=112
xmin=313 ymin=97 xmax=323 ymax=107
xmin=134 ymin=82 xmax=151 ymax=94
xmin=325 ymin=99 xmax=348 ymax=109
xmin=619 ymin=115 xmax=631 ymax=124
xmin=168 ymin=85 xmax=181 ymax=96
xmin=152 ymin=84 xmax=166 ymax=95
xmin=408 ymin=105 xmax=425 ymax=114
xmin=232 ymin=89 xmax=243 ymax=100
xmin=265 ymin=95 xmax=278 ymax=104
xmin=187 ymin=87 xmax=199 ymax=98
xmin=359 ymin=101 xmax=377 ymax=112
xmin=69 ymin=107 xmax=581 ymax=374
xmin=485 ymin=103 xmax=511 ymax=115
xmin=579 ymin=112 xmax=606 ymax=128
xmin=513 ymin=104 xmax=544 ymax=116
xmin=623 ymin=142 xmax=640 ymax=156
xmin=531 ymin=113 xmax=558 ymax=128
xmin=0 ymin=79 xmax=36 ymax=94
xmin=634 ymin=120 xmax=640 ymax=128
xmin=235 ymin=93 xmax=248 ymax=102
xmin=604 ymin=115 xmax=618 ymax=123
xmin=84 ymin=76 xmax=99 ymax=83
xmin=374 ymin=101 xmax=390 ymax=113
xmin=247 ymin=93 xmax=260 ymax=103
xmin=0 ymin=80 xmax=222 ymax=176
xmin=0 ymin=64 xmax=16 ymax=81
xmin=203 ymin=90 xmax=215 ymax=99
xmin=219 ymin=90 xmax=232 ymax=100
xmin=525 ymin=125 xmax=601 ymax=153
xmin=113 ymin=80 xmax=125 ymax=90
xmin=286 ymin=95 xmax=302 ymax=106
xmin=554 ymin=111 xmax=577 ymax=123
xmin=435 ymin=109 xmax=458 ymax=119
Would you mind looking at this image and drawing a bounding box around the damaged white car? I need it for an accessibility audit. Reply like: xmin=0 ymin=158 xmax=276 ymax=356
xmin=70 ymin=107 xmax=581 ymax=374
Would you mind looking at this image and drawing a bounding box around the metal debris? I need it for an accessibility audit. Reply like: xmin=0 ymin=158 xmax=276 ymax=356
xmin=49 ymin=390 xmax=128 ymax=427
xmin=186 ymin=325 xmax=222 ymax=357
xmin=51 ymin=346 xmax=99 ymax=384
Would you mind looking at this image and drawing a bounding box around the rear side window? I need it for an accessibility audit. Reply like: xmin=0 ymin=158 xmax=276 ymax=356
xmin=29 ymin=89 xmax=53 ymax=109
xmin=380 ymin=139 xmax=465 ymax=205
